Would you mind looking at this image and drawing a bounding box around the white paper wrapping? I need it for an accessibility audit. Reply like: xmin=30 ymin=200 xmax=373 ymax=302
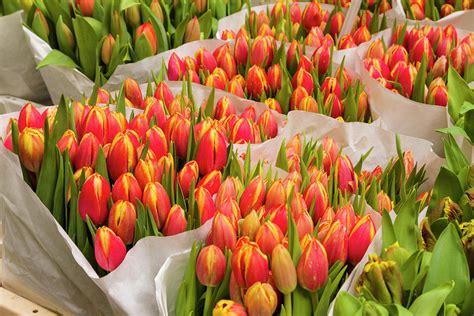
xmin=354 ymin=27 xmax=472 ymax=156
xmin=0 ymin=95 xmax=44 ymax=115
xmin=390 ymin=0 xmax=474 ymax=31
xmin=0 ymin=11 xmax=49 ymax=103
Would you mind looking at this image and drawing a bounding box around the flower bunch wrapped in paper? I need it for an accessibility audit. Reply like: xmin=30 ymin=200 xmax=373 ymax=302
xmin=398 ymin=0 xmax=473 ymax=21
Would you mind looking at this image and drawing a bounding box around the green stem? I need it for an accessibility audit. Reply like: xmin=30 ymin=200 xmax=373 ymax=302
xmin=311 ymin=291 xmax=319 ymax=313
xmin=203 ymin=286 xmax=213 ymax=316
xmin=284 ymin=293 xmax=292 ymax=316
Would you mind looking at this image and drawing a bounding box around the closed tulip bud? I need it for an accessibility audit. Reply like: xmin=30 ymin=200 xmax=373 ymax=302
xmin=94 ymin=226 xmax=126 ymax=272
xmin=18 ymin=127 xmax=44 ymax=173
xmin=214 ymin=96 xmax=236 ymax=120
xmin=107 ymin=132 xmax=138 ymax=181
xmin=76 ymin=0 xmax=94 ymax=16
xmin=290 ymin=86 xmax=309 ymax=111
xmin=353 ymin=26 xmax=371 ymax=45
xmin=461 ymin=34 xmax=474 ymax=52
xmin=302 ymin=1 xmax=323 ymax=31
xmin=111 ymin=172 xmax=141 ymax=205
xmin=142 ymin=182 xmax=171 ymax=229
xmin=436 ymin=37 xmax=455 ymax=58
xmin=348 ymin=214 xmax=376 ymax=264
xmin=297 ymin=239 xmax=329 ymax=291
xmin=338 ymin=34 xmax=357 ymax=50
xmin=168 ymin=53 xmax=186 ymax=81
xmin=335 ymin=154 xmax=358 ymax=195
xmin=271 ymin=244 xmax=297 ymax=294
xmin=324 ymin=94 xmax=343 ymax=118
xmin=232 ymin=242 xmax=269 ymax=289
xmin=32 ymin=8 xmax=49 ymax=42
xmin=212 ymin=212 xmax=237 ymax=251
xmin=317 ymin=207 xmax=334 ymax=240
xmin=321 ymin=77 xmax=341 ymax=101
xmin=197 ymin=170 xmax=221 ymax=195
xmin=287 ymin=40 xmax=303 ymax=68
xmin=162 ymin=204 xmax=187 ymax=236
xmin=450 ymin=44 xmax=468 ymax=75
xmin=219 ymin=197 xmax=241 ymax=222
xmin=55 ymin=129 xmax=77 ymax=164
xmin=234 ymin=34 xmax=249 ymax=66
xmin=196 ymin=127 xmax=228 ymax=175
xmin=75 ymin=132 xmax=100 ymax=170
xmin=82 ymin=106 xmax=108 ymax=144
xmin=267 ymin=64 xmax=282 ymax=93
xmin=322 ymin=220 xmax=349 ymax=266
xmin=166 ymin=113 xmax=191 ymax=159
xmin=105 ymin=110 xmax=126 ymax=142
xmin=291 ymin=67 xmax=314 ymax=95
xmin=227 ymin=78 xmax=245 ymax=98
xmin=244 ymin=282 xmax=277 ymax=316
xmin=250 ymin=36 xmax=273 ymax=68
xmin=294 ymin=210 xmax=313 ymax=239
xmin=334 ymin=204 xmax=357 ymax=233
xmin=154 ymin=82 xmax=174 ymax=108
xmin=440 ymin=3 xmax=454 ymax=17
xmin=195 ymin=47 xmax=217 ymax=72
xmin=240 ymin=106 xmax=256 ymax=122
xmin=196 ymin=245 xmax=226 ymax=287
xmin=389 ymin=61 xmax=413 ymax=98
xmin=205 ymin=74 xmax=225 ymax=90
xmin=366 ymin=39 xmax=385 ymax=60
xmin=247 ymin=65 xmax=269 ymax=99
xmin=239 ymin=176 xmax=266 ymax=217
xmin=328 ymin=11 xmax=344 ymax=37
xmin=385 ymin=44 xmax=409 ymax=70
xmin=213 ymin=300 xmax=247 ymax=316
xmin=230 ymin=117 xmax=254 ymax=144
xmin=364 ymin=58 xmax=390 ymax=80
xmin=255 ymin=221 xmax=284 ymax=257
xmin=18 ymin=102 xmax=43 ymax=132
xmin=216 ymin=177 xmax=241 ymax=208
xmin=148 ymin=0 xmax=163 ymax=21
xmin=264 ymin=98 xmax=282 ymax=113
xmin=108 ymin=200 xmax=136 ymax=245
xmin=376 ymin=190 xmax=393 ymax=213
xmin=217 ymin=52 xmax=238 ymax=79
xmin=264 ymin=180 xmax=286 ymax=210
xmin=56 ymin=17 xmax=75 ymax=55
xmin=241 ymin=210 xmax=261 ymax=240
xmin=290 ymin=192 xmax=307 ymax=218
xmin=135 ymin=22 xmax=157 ymax=56
xmin=221 ymin=30 xmax=236 ymax=40
xmin=194 ymin=187 xmax=216 ymax=224
xmin=78 ymin=173 xmax=110 ymax=225
xmin=127 ymin=114 xmax=147 ymax=142
xmin=410 ymin=37 xmax=434 ymax=70
xmin=177 ymin=161 xmax=199 ymax=198
xmin=143 ymin=98 xmax=165 ymax=128
xmin=134 ymin=155 xmax=160 ymax=189
xmin=123 ymin=78 xmax=143 ymax=109
xmin=185 ymin=16 xmax=201 ymax=43
xmin=267 ymin=203 xmax=288 ymax=235
xmin=426 ymin=80 xmax=448 ymax=106
xmin=312 ymin=44 xmax=331 ymax=75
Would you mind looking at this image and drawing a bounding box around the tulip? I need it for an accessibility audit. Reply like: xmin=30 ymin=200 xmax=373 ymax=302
xmin=94 ymin=226 xmax=126 ymax=272
xmin=128 ymin=114 xmax=147 ymax=142
xmin=154 ymin=82 xmax=174 ymax=108
xmin=353 ymin=26 xmax=371 ymax=45
xmin=123 ymin=78 xmax=143 ymax=109
xmin=56 ymin=129 xmax=78 ymax=164
xmin=366 ymin=39 xmax=385 ymax=60
xmin=204 ymin=74 xmax=225 ymax=90
xmin=232 ymin=242 xmax=269 ymax=289
xmin=271 ymin=244 xmax=297 ymax=294
xmin=302 ymin=1 xmax=323 ymax=31
xmin=196 ymin=245 xmax=227 ymax=287
xmin=436 ymin=37 xmax=455 ymax=58
xmin=297 ymin=239 xmax=329 ymax=291
xmin=195 ymin=47 xmax=217 ymax=72
xmin=240 ymin=106 xmax=256 ymax=122
xmin=107 ymin=200 xmax=136 ymax=245
xmin=440 ymin=3 xmax=454 ymax=17
xmin=125 ymin=4 xmax=141 ymax=28
xmin=304 ymin=181 xmax=329 ymax=222
xmin=74 ymin=132 xmax=99 ymax=170
xmin=78 ymin=173 xmax=110 ymax=225
xmin=215 ymin=177 xmax=241 ymax=207
xmin=217 ymin=52 xmax=238 ymax=80
xmin=264 ymin=98 xmax=282 ymax=113
xmin=290 ymin=86 xmax=309 ymax=111
xmin=255 ymin=221 xmax=284 ymax=257
xmin=385 ymin=45 xmax=409 ymax=70
xmin=432 ymin=55 xmax=448 ymax=78
xmin=142 ymin=182 xmax=171 ymax=229
xmin=250 ymin=36 xmax=274 ymax=68
xmin=150 ymin=0 xmax=164 ymax=22
xmin=168 ymin=53 xmax=186 ymax=81
xmin=450 ymin=44 xmax=468 ymax=75
xmin=244 ymin=282 xmax=277 ymax=316
xmin=287 ymin=40 xmax=302 ymax=68
xmin=241 ymin=210 xmax=261 ymax=241
xmin=348 ymin=214 xmax=376 ymax=264
xmin=265 ymin=65 xmax=282 ymax=95
xmin=212 ymin=212 xmax=237 ymax=251
xmin=81 ymin=106 xmax=107 ymax=144
xmin=193 ymin=186 xmax=215 ymax=224
xmin=335 ymin=154 xmax=358 ymax=195
xmin=214 ymin=96 xmax=236 ymax=120
xmin=234 ymin=34 xmax=249 ymax=66
xmin=338 ymin=34 xmax=357 ymax=50
xmin=177 ymin=161 xmax=199 ymax=198
xmin=112 ymin=172 xmax=142 ymax=206
xmin=264 ymin=180 xmax=286 ymax=210
xmin=162 ymin=204 xmax=187 ymax=236
xmin=312 ymin=44 xmax=331 ymax=75
xmin=18 ymin=103 xmax=43 ymax=132
xmin=18 ymin=127 xmax=44 ymax=173
xmin=184 ymin=16 xmax=201 ymax=43
xmin=376 ymin=190 xmax=393 ymax=213
xmin=76 ymin=0 xmax=94 ymax=16
xmin=230 ymin=118 xmax=254 ymax=144
xmin=291 ymin=67 xmax=314 ymax=95
xmin=267 ymin=203 xmax=289 ymax=235
xmin=329 ymin=11 xmax=344 ymax=37
xmin=322 ymin=220 xmax=348 ymax=266
xmin=247 ymin=65 xmax=270 ymax=99
xmin=220 ymin=30 xmax=235 ymax=40
xmin=135 ymin=22 xmax=157 ymax=56
xmin=295 ymin=211 xmax=314 ymax=241
xmin=390 ymin=61 xmax=414 ymax=98
xmin=213 ymin=300 xmax=247 ymax=316
xmin=196 ymin=127 xmax=228 ymax=175
xmin=239 ymin=176 xmax=266 ymax=217
xmin=107 ymin=132 xmax=138 ymax=181
xmin=364 ymin=58 xmax=390 ymax=80
xmin=134 ymin=155 xmax=160 ymax=189
xmin=227 ymin=79 xmax=245 ymax=98
xmin=426 ymin=80 xmax=448 ymax=106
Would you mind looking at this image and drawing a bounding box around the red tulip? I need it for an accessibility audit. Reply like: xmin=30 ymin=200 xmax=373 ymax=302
xmin=267 ymin=64 xmax=282 ymax=93
xmin=290 ymin=86 xmax=309 ymax=111
xmin=247 ymin=65 xmax=270 ymax=99
xmin=142 ymin=182 xmax=171 ymax=229
xmin=108 ymin=200 xmax=136 ymax=245
xmin=196 ymin=245 xmax=227 ymax=287
xmin=232 ymin=242 xmax=269 ymax=289
xmin=239 ymin=176 xmax=266 ymax=217
xmin=78 ymin=173 xmax=110 ymax=225
xmin=312 ymin=43 xmax=331 ymax=75
xmin=94 ymin=226 xmax=126 ymax=272
xmin=250 ymin=36 xmax=274 ymax=68
xmin=168 ymin=53 xmax=186 ymax=81
xmin=195 ymin=186 xmax=216 ymax=225
xmin=264 ymin=98 xmax=282 ymax=113
xmin=329 ymin=11 xmax=344 ymax=37
xmin=75 ymin=132 xmax=100 ymax=170
xmin=162 ymin=204 xmax=187 ymax=236
xmin=267 ymin=204 xmax=289 ymax=235
xmin=154 ymin=82 xmax=174 ymax=108
xmin=410 ymin=37 xmax=434 ymax=69
xmin=426 ymin=79 xmax=448 ymax=106
xmin=135 ymin=22 xmax=157 ymax=55
xmin=244 ymin=282 xmax=278 ymax=316
xmin=195 ymin=127 xmax=228 ymax=175
xmin=107 ymin=132 xmax=138 ymax=181
xmin=304 ymin=181 xmax=329 ymax=222
xmin=18 ymin=102 xmax=42 ymax=132
xmin=322 ymin=220 xmax=348 ymax=266
xmin=211 ymin=212 xmax=237 ymax=251
xmin=302 ymin=1 xmax=323 ymax=31
xmin=255 ymin=221 xmax=284 ymax=257
xmin=297 ymin=239 xmax=329 ymax=291
xmin=291 ymin=67 xmax=314 ymax=95
xmin=353 ymin=26 xmax=371 ymax=45
xmin=338 ymin=34 xmax=357 ymax=50
xmin=213 ymin=300 xmax=247 ymax=316
xmin=334 ymin=203 xmax=357 ymax=232
xmin=177 ymin=160 xmax=199 ymax=198
xmin=18 ymin=127 xmax=44 ymax=173
xmin=334 ymin=154 xmax=358 ymax=195
xmin=196 ymin=47 xmax=217 ymax=72
xmin=214 ymin=96 xmax=236 ymax=120
xmin=81 ymin=106 xmax=108 ymax=144
xmin=366 ymin=39 xmax=385 ymax=60
xmin=348 ymin=214 xmax=376 ymax=264
xmin=111 ymin=172 xmax=142 ymax=206
xmin=234 ymin=34 xmax=249 ymax=66
xmin=216 ymin=177 xmax=241 ymax=208
xmin=227 ymin=78 xmax=245 ymax=98
xmin=76 ymin=0 xmax=95 ymax=17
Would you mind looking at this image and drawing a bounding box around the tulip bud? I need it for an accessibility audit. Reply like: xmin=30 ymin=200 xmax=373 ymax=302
xmin=123 ymin=78 xmax=143 ymax=109
xmin=195 ymin=47 xmax=217 ymax=72
xmin=431 ymin=55 xmax=448 ymax=78
xmin=142 ymin=182 xmax=171 ymax=229
xmin=271 ymin=244 xmax=297 ymax=294
xmin=426 ymin=78 xmax=448 ymax=106
xmin=212 ymin=212 xmax=238 ymax=251
xmin=107 ymin=132 xmax=138 ymax=181
xmin=440 ymin=3 xmax=454 ymax=17
xmin=366 ymin=38 xmax=385 ymax=60
xmin=312 ymin=44 xmax=331 ymax=75
xmin=75 ymin=132 xmax=100 ymax=170
xmin=239 ymin=176 xmax=266 ymax=217
xmin=322 ymin=220 xmax=349 ymax=266
xmin=214 ymin=96 xmax=236 ymax=120
xmin=217 ymin=51 xmax=238 ymax=79
xmin=162 ymin=204 xmax=187 ymax=236
xmin=135 ymin=22 xmax=157 ymax=57
xmin=385 ymin=44 xmax=409 ymax=70
xmin=329 ymin=11 xmax=344 ymax=37
xmin=335 ymin=154 xmax=358 ymax=195
xmin=241 ymin=210 xmax=261 ymax=240
xmin=57 ymin=129 xmax=78 ymax=165
xmin=154 ymin=82 xmax=174 ymax=109
xmin=18 ymin=127 xmax=44 ymax=173
xmin=234 ymin=34 xmax=249 ymax=66
xmin=247 ymin=65 xmax=270 ymax=99
xmin=227 ymin=78 xmax=245 ymax=98
xmin=304 ymin=181 xmax=329 ymax=222
xmin=94 ymin=226 xmax=126 ymax=272
xmin=18 ymin=102 xmax=43 ymax=132
xmin=302 ymin=1 xmax=323 ymax=31
xmin=78 ymin=173 xmax=111 ymax=225
xmin=56 ymin=17 xmax=76 ymax=55
xmin=76 ymin=0 xmax=94 ymax=17
xmin=292 ymin=67 xmax=314 ymax=95
xmin=196 ymin=245 xmax=227 ymax=288
xmin=108 ymin=200 xmax=136 ymax=245
xmin=250 ymin=36 xmax=274 ymax=68
xmin=244 ymin=282 xmax=277 ymax=316
xmin=177 ymin=161 xmax=199 ymax=198
xmin=348 ymin=214 xmax=376 ymax=264
xmin=32 ymin=8 xmax=50 ymax=42
xmin=353 ymin=26 xmax=371 ymax=45
xmin=232 ymin=242 xmax=269 ymax=289
xmin=255 ymin=221 xmax=284 ymax=257
xmin=297 ymin=239 xmax=329 ymax=291
xmin=290 ymin=86 xmax=309 ymax=111
xmin=267 ymin=64 xmax=282 ymax=94
xmin=377 ymin=191 xmax=393 ymax=213
xmin=338 ymin=34 xmax=357 ymax=50
xmin=450 ymin=44 xmax=468 ymax=75
xmin=213 ymin=300 xmax=247 ymax=316
xmin=112 ymin=173 xmax=142 ymax=207
xmin=196 ymin=127 xmax=228 ymax=175
xmin=81 ymin=106 xmax=107 ymax=144
xmin=264 ymin=98 xmax=282 ymax=113
xmin=194 ymin=186 xmax=216 ymax=225
xmin=168 ymin=53 xmax=186 ymax=81
xmin=185 ymin=16 xmax=201 ymax=43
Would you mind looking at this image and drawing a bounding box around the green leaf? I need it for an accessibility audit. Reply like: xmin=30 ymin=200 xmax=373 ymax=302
xmin=448 ymin=66 xmax=474 ymax=122
xmin=95 ymin=146 xmax=110 ymax=184
xmin=443 ymin=134 xmax=469 ymax=174
xmin=412 ymin=55 xmax=427 ymax=103
xmin=423 ymin=223 xmax=470 ymax=305
xmin=393 ymin=190 xmax=418 ymax=253
xmin=72 ymin=16 xmax=98 ymax=80
xmin=52 ymin=148 xmax=65 ymax=227
xmin=427 ymin=166 xmax=463 ymax=219
xmin=381 ymin=209 xmax=396 ymax=251
xmin=198 ymin=10 xmax=212 ymax=39
xmin=37 ymin=49 xmax=79 ymax=70
xmin=410 ymin=281 xmax=454 ymax=315
xmin=334 ymin=292 xmax=361 ymax=316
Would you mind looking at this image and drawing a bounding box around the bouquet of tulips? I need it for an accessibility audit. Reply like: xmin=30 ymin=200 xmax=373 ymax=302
xmin=24 ymin=0 xmax=245 ymax=83
xmin=218 ymin=0 xmax=388 ymax=52
xmin=398 ymin=0 xmax=473 ymax=21
xmin=334 ymin=137 xmax=473 ymax=315
xmin=2 ymin=75 xmax=283 ymax=274
xmin=166 ymin=133 xmax=431 ymax=316
xmin=356 ymin=23 xmax=473 ymax=153
xmin=163 ymin=35 xmax=373 ymax=122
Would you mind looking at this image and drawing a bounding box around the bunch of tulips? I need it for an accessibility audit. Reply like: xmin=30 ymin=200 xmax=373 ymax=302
xmin=2 ymin=77 xmax=280 ymax=273
xmin=175 ymin=133 xmax=429 ymax=316
xmin=363 ymin=23 xmax=473 ymax=107
xmin=220 ymin=0 xmax=387 ymax=51
xmin=167 ymin=33 xmax=372 ymax=121
xmin=25 ymin=0 xmax=244 ymax=81
xmin=402 ymin=0 xmax=473 ymax=20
